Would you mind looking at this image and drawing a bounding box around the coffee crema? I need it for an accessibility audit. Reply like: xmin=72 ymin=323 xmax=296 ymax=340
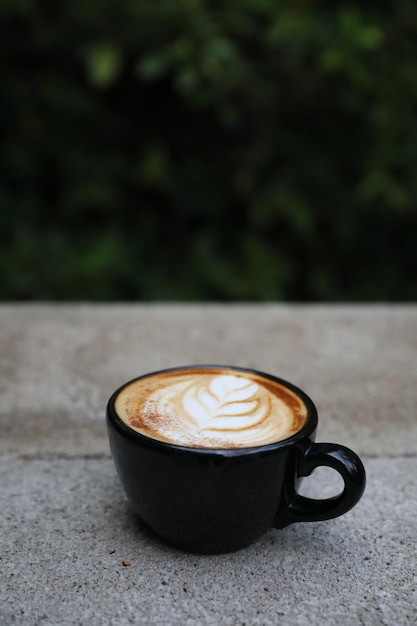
xmin=114 ymin=368 xmax=308 ymax=449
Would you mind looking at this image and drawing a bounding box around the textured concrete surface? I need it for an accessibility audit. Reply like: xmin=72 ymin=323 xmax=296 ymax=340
xmin=2 ymin=457 xmax=416 ymax=626
xmin=1 ymin=305 xmax=417 ymax=625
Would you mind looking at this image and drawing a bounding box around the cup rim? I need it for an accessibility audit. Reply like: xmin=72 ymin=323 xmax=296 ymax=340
xmin=106 ymin=365 xmax=318 ymax=458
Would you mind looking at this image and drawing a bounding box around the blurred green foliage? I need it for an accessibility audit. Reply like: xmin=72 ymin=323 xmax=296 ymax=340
xmin=1 ymin=0 xmax=417 ymax=300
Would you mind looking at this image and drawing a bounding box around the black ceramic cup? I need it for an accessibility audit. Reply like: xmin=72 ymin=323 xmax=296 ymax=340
xmin=106 ymin=366 xmax=366 ymax=554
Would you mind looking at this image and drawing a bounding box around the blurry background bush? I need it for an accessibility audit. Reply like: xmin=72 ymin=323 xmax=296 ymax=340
xmin=1 ymin=0 xmax=416 ymax=300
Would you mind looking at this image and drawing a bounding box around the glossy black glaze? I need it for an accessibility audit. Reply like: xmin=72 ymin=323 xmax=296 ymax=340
xmin=106 ymin=366 xmax=366 ymax=553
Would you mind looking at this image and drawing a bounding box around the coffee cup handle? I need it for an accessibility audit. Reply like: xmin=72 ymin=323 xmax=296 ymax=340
xmin=274 ymin=442 xmax=366 ymax=528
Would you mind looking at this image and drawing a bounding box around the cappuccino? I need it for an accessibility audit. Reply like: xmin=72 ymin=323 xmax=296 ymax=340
xmin=114 ymin=367 xmax=308 ymax=449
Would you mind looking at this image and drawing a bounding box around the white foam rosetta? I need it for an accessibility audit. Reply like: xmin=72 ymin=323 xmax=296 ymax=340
xmin=116 ymin=371 xmax=307 ymax=448
xmin=183 ymin=375 xmax=267 ymax=431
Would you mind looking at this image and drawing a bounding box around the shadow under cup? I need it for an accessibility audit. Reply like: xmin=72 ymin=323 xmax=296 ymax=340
xmin=106 ymin=366 xmax=366 ymax=554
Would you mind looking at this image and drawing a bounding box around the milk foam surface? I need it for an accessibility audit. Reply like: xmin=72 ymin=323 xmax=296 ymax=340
xmin=114 ymin=369 xmax=308 ymax=448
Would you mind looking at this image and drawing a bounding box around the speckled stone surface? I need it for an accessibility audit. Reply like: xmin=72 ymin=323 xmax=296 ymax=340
xmin=1 ymin=457 xmax=416 ymax=626
xmin=1 ymin=305 xmax=416 ymax=625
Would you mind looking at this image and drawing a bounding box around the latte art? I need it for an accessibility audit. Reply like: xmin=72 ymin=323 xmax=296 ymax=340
xmin=183 ymin=375 xmax=268 ymax=431
xmin=114 ymin=368 xmax=308 ymax=448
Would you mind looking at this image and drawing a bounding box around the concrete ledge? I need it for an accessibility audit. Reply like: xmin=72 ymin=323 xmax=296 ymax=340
xmin=1 ymin=305 xmax=416 ymax=625
xmin=2 ymin=457 xmax=416 ymax=626
xmin=1 ymin=304 xmax=416 ymax=458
